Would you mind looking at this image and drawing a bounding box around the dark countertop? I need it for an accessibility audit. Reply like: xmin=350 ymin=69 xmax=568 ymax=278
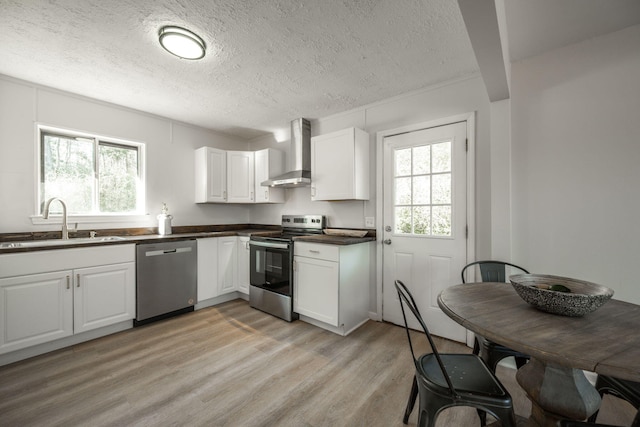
xmin=0 ymin=228 xmax=282 ymax=254
xmin=0 ymin=226 xmax=375 ymax=253
xmin=293 ymin=234 xmax=376 ymax=245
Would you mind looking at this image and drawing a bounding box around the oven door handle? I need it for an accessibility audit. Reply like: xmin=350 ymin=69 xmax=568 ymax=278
xmin=249 ymin=240 xmax=290 ymax=250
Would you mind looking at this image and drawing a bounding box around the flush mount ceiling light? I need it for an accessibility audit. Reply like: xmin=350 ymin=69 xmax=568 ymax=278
xmin=158 ymin=26 xmax=205 ymax=60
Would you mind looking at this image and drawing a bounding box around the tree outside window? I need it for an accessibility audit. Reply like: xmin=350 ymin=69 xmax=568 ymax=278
xmin=40 ymin=128 xmax=144 ymax=215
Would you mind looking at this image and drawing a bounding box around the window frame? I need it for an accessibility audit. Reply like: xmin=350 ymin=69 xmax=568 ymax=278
xmin=392 ymin=140 xmax=454 ymax=238
xmin=33 ymin=124 xmax=147 ymax=224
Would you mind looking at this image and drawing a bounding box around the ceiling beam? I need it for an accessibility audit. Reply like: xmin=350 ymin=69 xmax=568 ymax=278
xmin=458 ymin=0 xmax=510 ymax=101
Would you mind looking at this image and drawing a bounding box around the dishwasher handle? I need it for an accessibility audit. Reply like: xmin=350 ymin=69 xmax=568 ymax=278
xmin=145 ymin=247 xmax=193 ymax=257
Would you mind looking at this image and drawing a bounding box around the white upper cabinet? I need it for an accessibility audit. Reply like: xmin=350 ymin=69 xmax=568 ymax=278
xmin=195 ymin=147 xmax=227 ymax=203
xmin=254 ymin=148 xmax=285 ymax=203
xmin=195 ymin=147 xmax=284 ymax=204
xmin=311 ymin=127 xmax=370 ymax=201
xmin=226 ymin=151 xmax=255 ymax=203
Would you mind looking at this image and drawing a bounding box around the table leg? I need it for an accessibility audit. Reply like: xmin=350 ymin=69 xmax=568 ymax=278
xmin=516 ymin=358 xmax=601 ymax=427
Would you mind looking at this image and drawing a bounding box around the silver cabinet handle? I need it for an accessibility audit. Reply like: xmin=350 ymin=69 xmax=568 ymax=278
xmin=382 ymin=239 xmax=392 ymax=245
xmin=66 ymin=275 xmax=70 ymax=290
xmin=309 ymin=249 xmax=320 ymax=254
xmin=76 ymin=273 xmax=80 ymax=287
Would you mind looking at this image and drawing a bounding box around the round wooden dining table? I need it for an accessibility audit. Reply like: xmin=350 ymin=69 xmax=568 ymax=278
xmin=438 ymin=282 xmax=640 ymax=427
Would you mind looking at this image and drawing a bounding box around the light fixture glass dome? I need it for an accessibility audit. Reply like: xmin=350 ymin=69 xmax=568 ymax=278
xmin=159 ymin=26 xmax=205 ymax=60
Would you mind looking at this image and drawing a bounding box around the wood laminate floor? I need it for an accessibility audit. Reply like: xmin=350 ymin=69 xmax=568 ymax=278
xmin=0 ymin=300 xmax=636 ymax=426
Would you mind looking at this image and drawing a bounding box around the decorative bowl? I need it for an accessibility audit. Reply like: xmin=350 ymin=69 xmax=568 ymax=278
xmin=509 ymin=274 xmax=614 ymax=317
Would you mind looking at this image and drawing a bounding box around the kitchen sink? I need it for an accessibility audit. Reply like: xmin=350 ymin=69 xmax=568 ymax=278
xmin=0 ymin=236 xmax=127 ymax=248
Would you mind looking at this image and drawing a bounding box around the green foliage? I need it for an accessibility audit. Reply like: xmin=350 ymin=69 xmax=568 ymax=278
xmin=42 ymin=133 xmax=140 ymax=214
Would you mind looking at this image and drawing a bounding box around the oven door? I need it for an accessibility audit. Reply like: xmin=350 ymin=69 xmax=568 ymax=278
xmin=249 ymin=240 xmax=292 ymax=296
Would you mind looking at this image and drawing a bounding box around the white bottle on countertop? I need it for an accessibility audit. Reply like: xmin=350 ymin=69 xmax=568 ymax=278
xmin=157 ymin=203 xmax=173 ymax=235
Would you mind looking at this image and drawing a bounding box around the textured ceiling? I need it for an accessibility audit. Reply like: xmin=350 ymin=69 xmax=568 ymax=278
xmin=1 ymin=1 xmax=639 ymax=140
xmin=0 ymin=0 xmax=477 ymax=139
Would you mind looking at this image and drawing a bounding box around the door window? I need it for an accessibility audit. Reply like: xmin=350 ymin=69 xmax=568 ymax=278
xmin=393 ymin=141 xmax=452 ymax=236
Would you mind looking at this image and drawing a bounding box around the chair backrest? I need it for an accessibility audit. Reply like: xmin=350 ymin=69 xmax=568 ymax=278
xmin=394 ymin=279 xmax=458 ymax=397
xmin=461 ymin=260 xmax=529 ymax=284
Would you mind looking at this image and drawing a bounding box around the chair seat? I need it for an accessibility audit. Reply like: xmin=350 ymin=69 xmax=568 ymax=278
xmin=419 ymin=353 xmax=511 ymax=404
xmin=478 ymin=337 xmax=530 ymax=368
xmin=588 ymin=375 xmax=640 ymax=425
xmin=479 ymin=338 xmax=528 ymax=358
xmin=395 ymin=279 xmax=516 ymax=426
xmin=597 ymin=375 xmax=640 ymax=405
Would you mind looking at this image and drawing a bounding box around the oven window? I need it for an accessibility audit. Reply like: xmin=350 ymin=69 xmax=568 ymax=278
xmin=250 ymin=244 xmax=291 ymax=296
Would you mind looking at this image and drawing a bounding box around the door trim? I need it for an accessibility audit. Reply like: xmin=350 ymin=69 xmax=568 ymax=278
xmin=374 ymin=112 xmax=476 ymax=321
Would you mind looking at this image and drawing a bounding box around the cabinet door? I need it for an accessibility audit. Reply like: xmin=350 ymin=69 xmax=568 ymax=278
xmin=311 ymin=128 xmax=369 ymax=201
xmin=218 ymin=236 xmax=238 ymax=294
xmin=311 ymin=129 xmax=355 ymax=201
xmin=294 ymin=256 xmax=339 ymax=326
xmin=237 ymin=237 xmax=250 ymax=294
xmin=227 ymin=151 xmax=254 ymax=203
xmin=197 ymin=238 xmax=219 ymax=301
xmin=0 ymin=271 xmax=73 ymax=354
xmin=254 ymin=148 xmax=285 ymax=203
xmin=74 ymin=263 xmax=136 ymax=333
xmin=195 ymin=147 xmax=226 ymax=203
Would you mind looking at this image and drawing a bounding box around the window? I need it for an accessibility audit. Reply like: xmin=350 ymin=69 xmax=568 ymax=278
xmin=39 ymin=127 xmax=145 ymax=216
xmin=394 ymin=140 xmax=452 ymax=236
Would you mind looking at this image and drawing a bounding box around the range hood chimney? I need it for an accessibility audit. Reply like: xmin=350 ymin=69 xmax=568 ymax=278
xmin=261 ymin=118 xmax=311 ymax=188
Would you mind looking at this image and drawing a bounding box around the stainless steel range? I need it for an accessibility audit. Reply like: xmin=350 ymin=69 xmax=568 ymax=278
xmin=249 ymin=214 xmax=326 ymax=321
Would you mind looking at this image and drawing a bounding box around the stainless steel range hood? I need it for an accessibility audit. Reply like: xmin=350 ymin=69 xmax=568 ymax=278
xmin=261 ymin=118 xmax=311 ymax=188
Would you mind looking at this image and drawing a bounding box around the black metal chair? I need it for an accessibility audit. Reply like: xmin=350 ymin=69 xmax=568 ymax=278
xmin=587 ymin=375 xmax=640 ymax=426
xmin=461 ymin=260 xmax=531 ymax=373
xmin=395 ymin=279 xmax=517 ymax=427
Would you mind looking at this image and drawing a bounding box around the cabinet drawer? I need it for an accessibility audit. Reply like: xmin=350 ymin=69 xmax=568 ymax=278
xmin=294 ymin=242 xmax=339 ymax=262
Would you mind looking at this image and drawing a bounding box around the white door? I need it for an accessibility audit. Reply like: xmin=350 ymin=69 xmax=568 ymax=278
xmin=382 ymin=121 xmax=468 ymax=343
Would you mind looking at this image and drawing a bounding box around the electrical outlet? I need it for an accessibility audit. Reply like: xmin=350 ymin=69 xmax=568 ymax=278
xmin=365 ymin=217 xmax=375 ymax=228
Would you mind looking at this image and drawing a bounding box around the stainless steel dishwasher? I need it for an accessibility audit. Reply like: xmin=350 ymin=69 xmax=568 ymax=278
xmin=135 ymin=239 xmax=197 ymax=325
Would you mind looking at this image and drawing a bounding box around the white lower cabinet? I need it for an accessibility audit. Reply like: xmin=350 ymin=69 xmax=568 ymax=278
xmin=0 ymin=245 xmax=136 ymax=355
xmin=0 ymin=271 xmax=73 ymax=354
xmin=197 ymin=237 xmax=219 ymax=301
xmin=218 ymin=236 xmax=238 ymax=294
xmin=197 ymin=236 xmax=242 ymax=302
xmin=294 ymin=255 xmax=339 ymax=326
xmin=237 ymin=236 xmax=250 ymax=295
xmin=73 ymin=263 xmax=136 ymax=334
xmin=293 ymin=241 xmax=371 ymax=336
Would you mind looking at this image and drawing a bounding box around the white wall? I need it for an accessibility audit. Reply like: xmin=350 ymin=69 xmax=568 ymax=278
xmin=511 ymin=24 xmax=640 ymax=303
xmin=0 ymin=76 xmax=251 ymax=233
xmin=250 ymin=75 xmax=494 ymax=258
xmin=1 ymin=72 xmax=495 ymax=319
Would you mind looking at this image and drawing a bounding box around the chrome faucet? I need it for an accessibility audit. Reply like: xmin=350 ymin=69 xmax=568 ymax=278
xmin=43 ymin=197 xmax=72 ymax=239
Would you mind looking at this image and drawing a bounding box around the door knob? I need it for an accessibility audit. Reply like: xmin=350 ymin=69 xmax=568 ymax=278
xmin=382 ymin=239 xmax=392 ymax=245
